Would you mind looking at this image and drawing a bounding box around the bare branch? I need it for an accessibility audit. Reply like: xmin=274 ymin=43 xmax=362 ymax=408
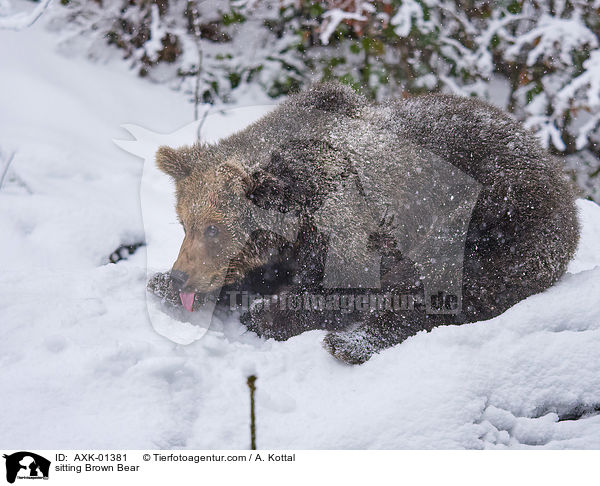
xmin=0 ymin=0 xmax=52 ymax=31
xmin=0 ymin=150 xmax=15 ymax=191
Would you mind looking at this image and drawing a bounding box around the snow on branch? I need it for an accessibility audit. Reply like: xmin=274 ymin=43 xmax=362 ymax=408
xmin=506 ymin=14 xmax=597 ymax=67
xmin=556 ymin=50 xmax=600 ymax=113
xmin=144 ymin=4 xmax=166 ymax=61
xmin=525 ymin=114 xmax=568 ymax=151
xmin=441 ymin=10 xmax=526 ymax=81
xmin=390 ymin=0 xmax=431 ymax=37
xmin=555 ymin=50 xmax=600 ymax=149
xmin=49 ymin=0 xmax=600 ymax=158
xmin=320 ymin=2 xmax=372 ymax=45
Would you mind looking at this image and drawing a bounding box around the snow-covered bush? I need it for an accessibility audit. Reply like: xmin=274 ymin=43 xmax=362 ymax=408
xmin=305 ymin=0 xmax=600 ymax=159
xmin=48 ymin=0 xmax=304 ymax=105
xmin=37 ymin=0 xmax=600 ymax=194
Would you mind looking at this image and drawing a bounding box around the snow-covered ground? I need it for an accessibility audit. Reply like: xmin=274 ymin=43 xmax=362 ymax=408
xmin=1 ymin=8 xmax=600 ymax=449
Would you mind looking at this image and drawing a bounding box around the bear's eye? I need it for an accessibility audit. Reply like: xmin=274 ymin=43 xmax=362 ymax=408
xmin=204 ymin=225 xmax=220 ymax=238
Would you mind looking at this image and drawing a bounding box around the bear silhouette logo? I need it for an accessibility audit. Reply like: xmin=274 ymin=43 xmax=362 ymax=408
xmin=3 ymin=452 xmax=50 ymax=483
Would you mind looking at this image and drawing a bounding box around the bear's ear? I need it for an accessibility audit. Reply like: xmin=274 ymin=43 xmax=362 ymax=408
xmin=217 ymin=160 xmax=254 ymax=194
xmin=156 ymin=146 xmax=194 ymax=180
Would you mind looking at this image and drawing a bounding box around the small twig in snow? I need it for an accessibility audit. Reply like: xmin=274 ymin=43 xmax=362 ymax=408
xmin=247 ymin=375 xmax=257 ymax=450
xmin=0 ymin=150 xmax=15 ymax=190
xmin=0 ymin=0 xmax=52 ymax=31
xmin=196 ymin=105 xmax=210 ymax=142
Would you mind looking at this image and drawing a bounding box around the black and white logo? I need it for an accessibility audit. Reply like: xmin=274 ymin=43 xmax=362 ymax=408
xmin=3 ymin=452 xmax=50 ymax=483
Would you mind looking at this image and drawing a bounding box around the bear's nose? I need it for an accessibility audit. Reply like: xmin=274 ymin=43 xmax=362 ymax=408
xmin=170 ymin=270 xmax=189 ymax=291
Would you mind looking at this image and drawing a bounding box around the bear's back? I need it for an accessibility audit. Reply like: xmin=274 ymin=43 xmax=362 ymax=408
xmin=388 ymin=94 xmax=560 ymax=185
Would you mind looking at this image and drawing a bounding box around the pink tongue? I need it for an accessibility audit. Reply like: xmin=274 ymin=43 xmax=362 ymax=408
xmin=179 ymin=292 xmax=195 ymax=312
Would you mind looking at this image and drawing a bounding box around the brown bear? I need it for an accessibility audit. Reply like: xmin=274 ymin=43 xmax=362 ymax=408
xmin=148 ymin=82 xmax=579 ymax=364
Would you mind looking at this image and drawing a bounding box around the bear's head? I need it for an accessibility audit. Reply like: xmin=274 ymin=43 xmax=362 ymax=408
xmin=156 ymin=138 xmax=347 ymax=310
xmin=156 ymin=144 xmax=271 ymax=306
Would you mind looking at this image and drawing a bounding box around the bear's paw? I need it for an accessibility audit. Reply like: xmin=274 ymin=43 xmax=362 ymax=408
xmin=322 ymin=328 xmax=378 ymax=365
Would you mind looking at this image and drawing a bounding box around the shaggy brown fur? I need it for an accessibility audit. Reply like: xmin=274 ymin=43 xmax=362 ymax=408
xmin=150 ymin=82 xmax=580 ymax=364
